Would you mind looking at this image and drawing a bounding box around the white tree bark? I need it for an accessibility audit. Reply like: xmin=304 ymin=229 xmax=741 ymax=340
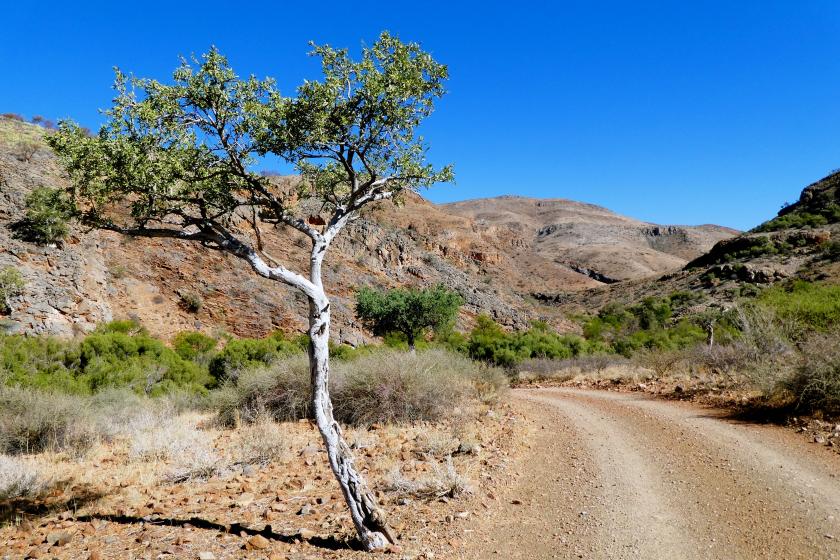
xmin=307 ymin=248 xmax=393 ymax=551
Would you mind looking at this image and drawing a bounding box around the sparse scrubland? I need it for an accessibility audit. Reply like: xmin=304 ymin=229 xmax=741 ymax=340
xmin=0 ymin=336 xmax=513 ymax=558
xmin=511 ymin=279 xmax=840 ymax=423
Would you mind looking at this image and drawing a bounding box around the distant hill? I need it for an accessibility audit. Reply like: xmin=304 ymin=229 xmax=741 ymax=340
xmin=553 ymin=171 xmax=840 ymax=317
xmin=0 ymin=115 xmax=737 ymax=340
xmin=444 ymin=196 xmax=737 ymax=282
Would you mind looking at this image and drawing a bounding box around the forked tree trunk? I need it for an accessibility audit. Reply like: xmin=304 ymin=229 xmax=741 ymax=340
xmin=307 ymin=292 xmax=394 ymax=550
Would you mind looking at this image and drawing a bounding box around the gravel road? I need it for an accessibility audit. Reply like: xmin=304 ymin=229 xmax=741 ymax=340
xmin=462 ymin=388 xmax=840 ymax=560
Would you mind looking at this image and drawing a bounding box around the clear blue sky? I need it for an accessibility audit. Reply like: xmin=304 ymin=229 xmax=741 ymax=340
xmin=3 ymin=1 xmax=840 ymax=230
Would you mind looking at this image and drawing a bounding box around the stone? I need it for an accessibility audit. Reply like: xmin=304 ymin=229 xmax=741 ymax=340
xmin=198 ymin=552 xmax=216 ymax=560
xmin=297 ymin=504 xmax=313 ymax=516
xmin=297 ymin=528 xmax=316 ymax=540
xmin=246 ymin=535 xmax=270 ymax=550
xmin=45 ymin=531 xmax=71 ymax=546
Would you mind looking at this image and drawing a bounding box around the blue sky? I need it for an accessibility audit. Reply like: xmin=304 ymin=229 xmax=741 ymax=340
xmin=3 ymin=1 xmax=840 ymax=230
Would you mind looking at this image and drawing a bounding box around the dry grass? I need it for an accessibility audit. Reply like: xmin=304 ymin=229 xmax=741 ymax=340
xmin=0 ymin=455 xmax=49 ymax=500
xmin=233 ymin=414 xmax=287 ymax=466
xmin=384 ymin=457 xmax=472 ymax=499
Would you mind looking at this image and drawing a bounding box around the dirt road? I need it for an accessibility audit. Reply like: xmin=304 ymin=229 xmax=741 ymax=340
xmin=461 ymin=388 xmax=840 ymax=560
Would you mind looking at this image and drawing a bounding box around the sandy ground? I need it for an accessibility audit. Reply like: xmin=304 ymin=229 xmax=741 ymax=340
xmin=462 ymin=389 xmax=840 ymax=560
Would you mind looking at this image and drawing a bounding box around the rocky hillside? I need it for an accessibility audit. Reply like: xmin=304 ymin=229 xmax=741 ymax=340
xmin=445 ymin=196 xmax=737 ymax=283
xmin=551 ymin=171 xmax=840 ymax=317
xmin=0 ymin=116 xmax=735 ymax=341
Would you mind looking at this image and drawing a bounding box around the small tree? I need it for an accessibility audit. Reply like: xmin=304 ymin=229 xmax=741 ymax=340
xmin=45 ymin=34 xmax=451 ymax=550
xmin=356 ymin=284 xmax=463 ymax=350
xmin=0 ymin=266 xmax=25 ymax=314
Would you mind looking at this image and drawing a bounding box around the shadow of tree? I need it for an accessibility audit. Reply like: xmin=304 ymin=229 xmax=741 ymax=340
xmin=75 ymin=513 xmax=361 ymax=551
xmin=0 ymin=482 xmax=105 ymax=525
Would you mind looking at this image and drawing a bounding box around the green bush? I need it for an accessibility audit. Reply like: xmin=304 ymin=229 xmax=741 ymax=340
xmin=172 ymin=331 xmax=218 ymax=365
xmin=1 ymin=321 xmax=215 ymax=396
xmin=756 ymin=281 xmax=840 ymax=333
xmin=756 ymin=206 xmax=840 ymax=232
xmin=0 ymin=266 xmax=25 ymax=314
xmin=208 ymin=330 xmax=305 ymax=381
xmin=466 ymin=316 xmax=592 ymax=367
xmin=17 ymin=186 xmax=74 ymax=245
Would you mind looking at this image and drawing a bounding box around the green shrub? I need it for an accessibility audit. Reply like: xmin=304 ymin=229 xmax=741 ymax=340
xmin=756 ymin=206 xmax=840 ymax=232
xmin=1 ymin=321 xmax=215 ymax=396
xmin=0 ymin=267 xmax=25 ymax=315
xmin=756 ymin=281 xmax=840 ymax=333
xmin=16 ymin=186 xmax=74 ymax=245
xmin=172 ymin=331 xmax=218 ymax=365
xmin=208 ymin=330 xmax=305 ymax=381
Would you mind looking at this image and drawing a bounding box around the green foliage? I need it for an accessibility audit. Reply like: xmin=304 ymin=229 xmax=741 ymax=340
xmin=465 ymin=315 xmax=591 ymax=368
xmin=16 ymin=186 xmax=74 ymax=245
xmin=756 ymin=205 xmax=840 ymax=232
xmin=208 ymin=331 xmax=304 ymax=381
xmin=0 ymin=322 xmax=214 ymax=396
xmin=172 ymin=331 xmax=218 ymax=365
xmin=756 ymin=281 xmax=840 ymax=333
xmin=356 ymin=284 xmax=463 ymax=348
xmin=822 ymin=241 xmax=840 ymax=262
xmin=45 ymin=34 xmax=452 ymax=258
xmin=0 ymin=267 xmax=25 ymax=314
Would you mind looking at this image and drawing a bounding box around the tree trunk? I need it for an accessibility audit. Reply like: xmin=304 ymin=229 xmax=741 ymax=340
xmin=407 ymin=332 xmax=416 ymax=354
xmin=308 ymin=293 xmax=394 ymax=551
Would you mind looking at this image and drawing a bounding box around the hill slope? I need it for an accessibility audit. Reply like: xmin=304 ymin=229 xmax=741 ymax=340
xmin=0 ymin=116 xmax=735 ymax=340
xmin=445 ymin=196 xmax=737 ymax=282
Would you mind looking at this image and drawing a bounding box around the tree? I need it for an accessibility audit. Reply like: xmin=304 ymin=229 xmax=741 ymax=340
xmin=45 ymin=33 xmax=452 ymax=551
xmin=356 ymin=284 xmax=463 ymax=350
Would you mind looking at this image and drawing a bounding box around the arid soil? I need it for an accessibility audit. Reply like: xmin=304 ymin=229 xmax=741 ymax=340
xmin=0 ymin=405 xmax=522 ymax=560
xmin=462 ymin=389 xmax=840 ymax=560
xmin=4 ymin=390 xmax=840 ymax=559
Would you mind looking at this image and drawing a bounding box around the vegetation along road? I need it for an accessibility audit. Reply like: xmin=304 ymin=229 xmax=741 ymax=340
xmin=463 ymin=389 xmax=840 ymax=560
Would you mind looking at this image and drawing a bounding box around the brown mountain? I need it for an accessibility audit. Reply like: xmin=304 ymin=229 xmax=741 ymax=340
xmin=0 ymin=116 xmax=736 ymax=340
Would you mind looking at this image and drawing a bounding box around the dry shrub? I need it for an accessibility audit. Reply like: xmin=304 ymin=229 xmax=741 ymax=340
xmin=0 ymin=388 xmax=98 ymax=456
xmin=633 ymin=348 xmax=685 ymax=377
xmin=218 ymin=349 xmax=506 ymax=427
xmin=164 ymin=446 xmax=225 ymax=484
xmin=414 ymin=430 xmax=458 ymax=458
xmin=234 ymin=415 xmax=287 ymax=466
xmin=517 ymin=354 xmax=629 ymax=382
xmin=332 ymin=349 xmax=489 ymax=426
xmin=384 ymin=457 xmax=471 ymax=499
xmin=785 ymin=331 xmax=840 ymax=413
xmin=215 ymin=354 xmax=312 ymax=426
xmin=127 ymin=409 xmax=205 ymax=461
xmin=0 ymin=455 xmax=48 ymax=500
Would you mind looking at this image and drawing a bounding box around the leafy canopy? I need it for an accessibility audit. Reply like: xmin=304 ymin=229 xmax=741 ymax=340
xmin=45 ymin=33 xmax=452 ymax=293
xmin=355 ymin=284 xmax=462 ymax=346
